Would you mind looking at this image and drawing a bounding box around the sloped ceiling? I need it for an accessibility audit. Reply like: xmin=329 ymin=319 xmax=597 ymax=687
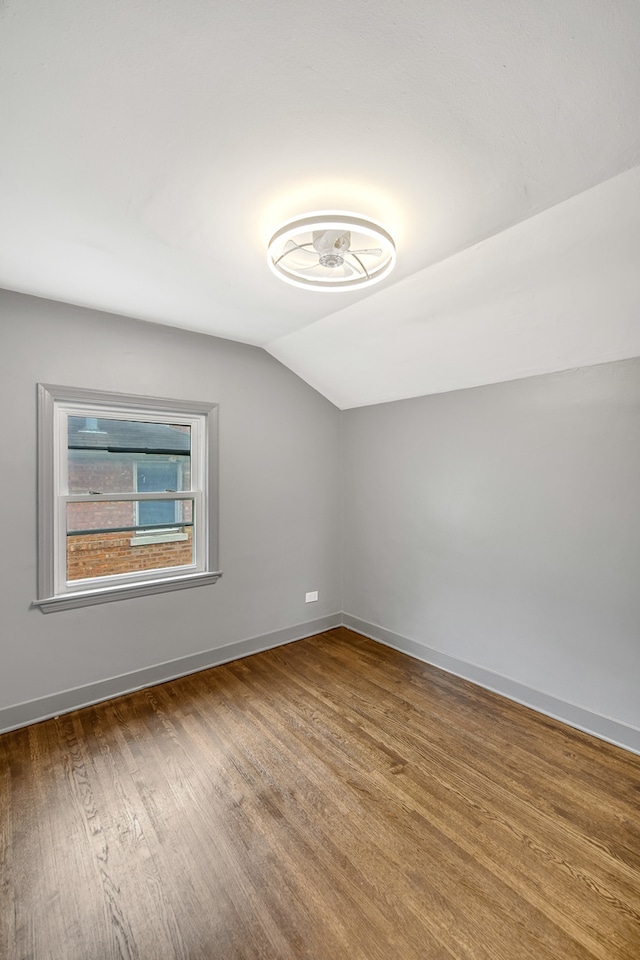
xmin=1 ymin=0 xmax=639 ymax=407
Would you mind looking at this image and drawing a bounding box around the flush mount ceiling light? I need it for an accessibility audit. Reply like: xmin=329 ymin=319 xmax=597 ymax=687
xmin=267 ymin=213 xmax=396 ymax=291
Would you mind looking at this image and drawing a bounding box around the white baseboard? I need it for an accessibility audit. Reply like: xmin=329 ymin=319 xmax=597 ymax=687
xmin=0 ymin=613 xmax=342 ymax=734
xmin=342 ymin=613 xmax=640 ymax=757
xmin=4 ymin=611 xmax=639 ymax=757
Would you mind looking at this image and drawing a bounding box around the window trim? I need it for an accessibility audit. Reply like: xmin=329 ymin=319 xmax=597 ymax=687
xmin=34 ymin=384 xmax=221 ymax=613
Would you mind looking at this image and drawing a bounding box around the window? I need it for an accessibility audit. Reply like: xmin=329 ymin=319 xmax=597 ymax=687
xmin=132 ymin=460 xmax=189 ymax=544
xmin=35 ymin=385 xmax=221 ymax=612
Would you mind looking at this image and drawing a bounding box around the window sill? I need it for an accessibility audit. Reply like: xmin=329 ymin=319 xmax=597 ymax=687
xmin=33 ymin=570 xmax=222 ymax=613
xmin=129 ymin=532 xmax=189 ymax=546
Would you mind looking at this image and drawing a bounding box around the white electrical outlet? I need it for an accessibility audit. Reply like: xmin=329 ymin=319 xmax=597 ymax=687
xmin=305 ymin=591 xmax=318 ymax=603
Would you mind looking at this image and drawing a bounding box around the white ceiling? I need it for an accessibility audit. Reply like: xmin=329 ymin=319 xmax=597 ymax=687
xmin=1 ymin=0 xmax=640 ymax=407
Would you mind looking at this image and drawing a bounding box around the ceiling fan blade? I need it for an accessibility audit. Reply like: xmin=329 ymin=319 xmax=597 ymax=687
xmin=294 ymin=264 xmax=327 ymax=275
xmin=278 ymin=255 xmax=319 ymax=272
xmin=348 ymin=248 xmax=382 ymax=257
xmin=344 ymin=253 xmax=370 ymax=278
xmin=283 ymin=239 xmax=314 ymax=252
xmin=293 ymin=262 xmax=357 ymax=280
xmin=315 ymin=263 xmax=356 ymax=279
xmin=281 ymin=244 xmax=317 ymax=260
xmin=274 ymin=241 xmax=317 ymax=269
xmin=283 ymin=241 xmax=314 ymax=252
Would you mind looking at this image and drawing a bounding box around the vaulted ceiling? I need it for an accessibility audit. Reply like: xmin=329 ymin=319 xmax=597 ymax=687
xmin=2 ymin=0 xmax=639 ymax=407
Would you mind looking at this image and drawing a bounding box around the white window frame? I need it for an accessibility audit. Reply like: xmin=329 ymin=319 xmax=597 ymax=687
xmin=34 ymin=384 xmax=221 ymax=613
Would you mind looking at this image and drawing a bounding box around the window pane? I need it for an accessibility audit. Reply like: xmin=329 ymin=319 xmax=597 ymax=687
xmin=66 ymin=500 xmax=194 ymax=581
xmin=138 ymin=497 xmax=178 ymax=527
xmin=67 ymin=417 xmax=191 ymax=495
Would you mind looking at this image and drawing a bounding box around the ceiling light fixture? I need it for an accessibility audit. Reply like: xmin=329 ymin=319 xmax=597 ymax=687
xmin=267 ymin=213 xmax=396 ymax=291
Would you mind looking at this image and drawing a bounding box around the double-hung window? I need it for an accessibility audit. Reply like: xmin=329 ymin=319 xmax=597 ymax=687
xmin=35 ymin=385 xmax=221 ymax=612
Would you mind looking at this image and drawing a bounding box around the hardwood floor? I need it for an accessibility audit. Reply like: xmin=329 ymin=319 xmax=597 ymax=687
xmin=1 ymin=627 xmax=639 ymax=959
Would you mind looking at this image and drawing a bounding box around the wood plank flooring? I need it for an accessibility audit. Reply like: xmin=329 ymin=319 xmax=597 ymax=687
xmin=1 ymin=627 xmax=639 ymax=959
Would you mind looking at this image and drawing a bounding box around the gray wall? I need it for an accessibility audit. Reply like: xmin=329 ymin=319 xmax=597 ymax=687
xmin=0 ymin=290 xmax=342 ymax=721
xmin=2 ymin=288 xmax=639 ymax=746
xmin=342 ymin=359 xmax=640 ymax=734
